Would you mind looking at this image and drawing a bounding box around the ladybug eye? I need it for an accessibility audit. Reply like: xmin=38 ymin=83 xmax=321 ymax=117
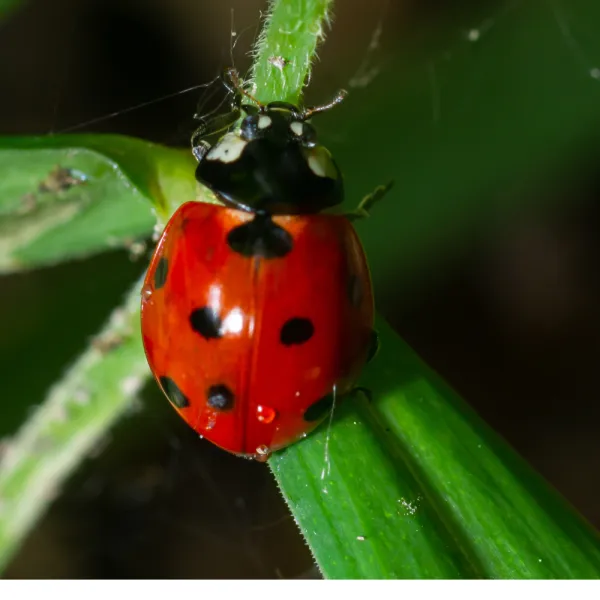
xmin=290 ymin=121 xmax=317 ymax=147
xmin=240 ymin=115 xmax=259 ymax=140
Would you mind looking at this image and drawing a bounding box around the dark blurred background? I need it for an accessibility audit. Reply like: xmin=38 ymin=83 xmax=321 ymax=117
xmin=1 ymin=0 xmax=600 ymax=579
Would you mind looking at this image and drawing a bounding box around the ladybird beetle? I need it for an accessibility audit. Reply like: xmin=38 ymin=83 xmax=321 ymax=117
xmin=141 ymin=69 xmax=386 ymax=460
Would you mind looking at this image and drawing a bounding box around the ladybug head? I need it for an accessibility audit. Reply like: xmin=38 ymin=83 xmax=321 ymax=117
xmin=193 ymin=70 xmax=346 ymax=216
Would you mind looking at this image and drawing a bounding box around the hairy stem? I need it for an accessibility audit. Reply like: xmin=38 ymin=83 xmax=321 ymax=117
xmin=249 ymin=0 xmax=335 ymax=105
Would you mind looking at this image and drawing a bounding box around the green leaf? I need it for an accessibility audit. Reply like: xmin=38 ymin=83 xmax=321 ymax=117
xmin=0 ymin=278 xmax=147 ymax=570
xmin=0 ymin=135 xmax=197 ymax=273
xmin=271 ymin=315 xmax=600 ymax=578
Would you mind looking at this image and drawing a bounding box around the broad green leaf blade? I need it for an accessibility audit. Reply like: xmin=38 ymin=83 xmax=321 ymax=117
xmin=0 ymin=135 xmax=197 ymax=273
xmin=271 ymin=316 xmax=600 ymax=579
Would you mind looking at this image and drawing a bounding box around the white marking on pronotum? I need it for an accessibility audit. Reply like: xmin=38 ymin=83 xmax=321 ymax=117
xmin=257 ymin=115 xmax=272 ymax=130
xmin=290 ymin=121 xmax=304 ymax=137
xmin=206 ymin=132 xmax=247 ymax=163
xmin=308 ymin=153 xmax=329 ymax=178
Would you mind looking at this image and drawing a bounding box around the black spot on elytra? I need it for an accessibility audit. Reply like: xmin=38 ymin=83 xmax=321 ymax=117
xmin=367 ymin=330 xmax=379 ymax=363
xmin=207 ymin=384 xmax=235 ymax=410
xmin=280 ymin=317 xmax=314 ymax=346
xmin=159 ymin=376 xmax=189 ymax=409
xmin=190 ymin=306 xmax=222 ymax=339
xmin=227 ymin=214 xmax=293 ymax=259
xmin=347 ymin=273 xmax=364 ymax=307
xmin=154 ymin=257 xmax=168 ymax=289
xmin=303 ymin=393 xmax=334 ymax=422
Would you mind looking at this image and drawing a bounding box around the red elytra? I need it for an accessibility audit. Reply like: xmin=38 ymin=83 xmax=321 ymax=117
xmin=141 ymin=201 xmax=373 ymax=460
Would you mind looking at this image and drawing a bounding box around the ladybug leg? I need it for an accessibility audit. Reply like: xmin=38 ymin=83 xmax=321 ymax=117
xmin=367 ymin=329 xmax=380 ymax=363
xmin=191 ymin=108 xmax=241 ymax=162
xmin=343 ymin=332 xmax=380 ymax=405
xmin=345 ymin=180 xmax=394 ymax=222
xmin=223 ymin=67 xmax=265 ymax=109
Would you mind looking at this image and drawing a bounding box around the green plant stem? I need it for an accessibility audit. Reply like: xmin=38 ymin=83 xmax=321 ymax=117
xmin=0 ymin=278 xmax=147 ymax=570
xmin=249 ymin=0 xmax=334 ymax=105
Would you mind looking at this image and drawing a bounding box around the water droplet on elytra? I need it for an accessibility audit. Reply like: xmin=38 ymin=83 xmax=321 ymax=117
xmin=141 ymin=285 xmax=152 ymax=300
xmin=256 ymin=405 xmax=277 ymax=424
xmin=201 ymin=413 xmax=217 ymax=431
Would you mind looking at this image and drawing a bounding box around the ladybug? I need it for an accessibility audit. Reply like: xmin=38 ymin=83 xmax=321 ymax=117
xmin=141 ymin=69 xmax=387 ymax=460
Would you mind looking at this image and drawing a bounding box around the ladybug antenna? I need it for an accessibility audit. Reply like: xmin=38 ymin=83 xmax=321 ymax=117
xmin=301 ymin=89 xmax=348 ymax=120
xmin=224 ymin=67 xmax=264 ymax=110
